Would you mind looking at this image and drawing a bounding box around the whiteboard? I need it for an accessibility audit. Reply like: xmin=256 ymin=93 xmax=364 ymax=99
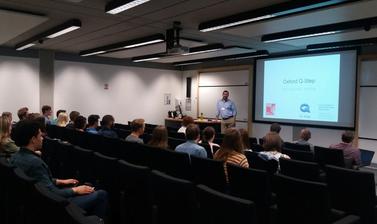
xmin=198 ymin=86 xmax=249 ymax=121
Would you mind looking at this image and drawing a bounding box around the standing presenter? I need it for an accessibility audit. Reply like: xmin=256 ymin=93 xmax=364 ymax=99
xmin=216 ymin=90 xmax=237 ymax=133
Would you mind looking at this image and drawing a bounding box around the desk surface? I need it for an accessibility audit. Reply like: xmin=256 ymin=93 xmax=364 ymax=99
xmin=165 ymin=118 xmax=221 ymax=124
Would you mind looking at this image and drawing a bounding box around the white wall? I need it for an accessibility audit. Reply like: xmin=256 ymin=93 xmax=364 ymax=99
xmin=54 ymin=61 xmax=182 ymax=125
xmin=0 ymin=55 xmax=40 ymax=120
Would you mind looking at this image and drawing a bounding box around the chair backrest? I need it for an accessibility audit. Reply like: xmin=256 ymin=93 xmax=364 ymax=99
xmin=168 ymin=137 xmax=186 ymax=150
xmin=199 ymin=143 xmax=213 ymax=159
xmin=250 ymin=143 xmax=264 ymax=152
xmin=281 ymin=148 xmax=315 ymax=162
xmin=279 ymin=158 xmax=321 ymax=182
xmin=118 ymin=141 xmax=150 ymax=166
xmin=71 ymin=146 xmax=95 ymax=183
xmin=249 ymin=137 xmax=258 ymax=145
xmin=259 ymin=138 xmax=264 ymax=145
xmin=359 ymin=149 xmax=375 ymax=167
xmin=196 ymin=184 xmax=257 ymax=224
xmin=33 ymin=182 xmax=70 ymax=224
xmin=227 ymin=164 xmax=271 ymax=224
xmin=148 ymin=146 xmax=192 ymax=180
xmin=93 ymin=152 xmax=118 ymax=190
xmin=117 ymin=160 xmax=152 ymax=224
xmin=325 ymin=165 xmax=376 ymax=224
xmin=150 ymin=170 xmax=197 ymax=224
xmin=190 ymin=156 xmax=227 ymax=192
xmin=314 ymin=146 xmax=345 ymax=168
xmin=82 ymin=132 xmax=104 ymax=153
xmin=245 ymin=151 xmax=278 ymax=174
xmin=283 ymin=142 xmax=311 ymax=151
xmin=274 ymin=174 xmax=332 ymax=224
xmin=168 ymin=131 xmax=186 ymax=139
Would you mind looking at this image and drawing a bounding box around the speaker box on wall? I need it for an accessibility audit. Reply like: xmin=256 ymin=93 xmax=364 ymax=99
xmin=186 ymin=77 xmax=192 ymax=98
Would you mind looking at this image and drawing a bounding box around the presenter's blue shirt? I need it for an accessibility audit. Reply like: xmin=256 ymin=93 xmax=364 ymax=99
xmin=175 ymin=140 xmax=207 ymax=158
xmin=216 ymin=99 xmax=237 ymax=119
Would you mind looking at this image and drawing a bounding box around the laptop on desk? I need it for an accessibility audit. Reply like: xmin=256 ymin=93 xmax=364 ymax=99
xmin=360 ymin=149 xmax=375 ymax=167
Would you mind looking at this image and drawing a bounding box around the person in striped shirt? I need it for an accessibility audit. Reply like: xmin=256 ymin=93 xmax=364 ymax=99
xmin=214 ymin=128 xmax=249 ymax=181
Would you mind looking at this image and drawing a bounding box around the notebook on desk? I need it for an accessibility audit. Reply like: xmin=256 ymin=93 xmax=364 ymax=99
xmin=360 ymin=149 xmax=375 ymax=167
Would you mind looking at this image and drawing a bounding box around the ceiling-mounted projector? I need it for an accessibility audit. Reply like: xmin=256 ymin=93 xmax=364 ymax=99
xmin=166 ymin=21 xmax=189 ymax=55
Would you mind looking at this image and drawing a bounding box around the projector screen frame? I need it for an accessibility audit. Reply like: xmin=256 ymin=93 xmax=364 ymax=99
xmin=252 ymin=48 xmax=359 ymax=130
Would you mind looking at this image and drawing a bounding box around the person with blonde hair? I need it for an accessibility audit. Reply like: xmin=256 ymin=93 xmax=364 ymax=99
xmin=148 ymin=125 xmax=169 ymax=149
xmin=0 ymin=116 xmax=19 ymax=156
xmin=56 ymin=112 xmax=69 ymax=127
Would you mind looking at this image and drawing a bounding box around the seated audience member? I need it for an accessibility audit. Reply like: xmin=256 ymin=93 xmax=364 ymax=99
xmin=264 ymin=122 xmax=284 ymax=144
xmin=74 ymin=116 xmax=87 ymax=132
xmin=2 ymin=112 xmax=13 ymax=123
xmin=239 ymin=128 xmax=252 ymax=151
xmin=270 ymin=123 xmax=281 ymax=133
xmin=214 ymin=128 xmax=249 ymax=168
xmin=42 ymin=105 xmax=53 ymax=125
xmin=177 ymin=116 xmax=195 ymax=134
xmin=259 ymin=132 xmax=290 ymax=162
xmin=175 ymin=124 xmax=207 ymax=158
xmin=148 ymin=125 xmax=169 ymax=149
xmin=66 ymin=111 xmax=80 ymax=129
xmin=0 ymin=116 xmax=19 ymax=156
xmin=98 ymin=115 xmax=118 ymax=139
xmin=125 ymin=119 xmax=145 ymax=144
xmin=56 ymin=112 xmax=69 ymax=127
xmin=199 ymin=126 xmax=220 ymax=154
xmin=51 ymin=109 xmax=66 ymax=125
xmin=10 ymin=120 xmax=108 ymax=218
xmin=295 ymin=128 xmax=314 ymax=151
xmin=329 ymin=131 xmax=361 ymax=167
xmin=34 ymin=115 xmax=48 ymax=137
xmin=86 ymin=115 xmax=100 ymax=134
xmin=17 ymin=107 xmax=29 ymax=121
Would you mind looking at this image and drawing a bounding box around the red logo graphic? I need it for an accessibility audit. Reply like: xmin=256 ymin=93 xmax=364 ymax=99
xmin=266 ymin=103 xmax=276 ymax=115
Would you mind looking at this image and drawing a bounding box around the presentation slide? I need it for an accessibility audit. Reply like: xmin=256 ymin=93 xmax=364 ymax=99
xmin=263 ymin=54 xmax=340 ymax=122
xmin=254 ymin=50 xmax=357 ymax=128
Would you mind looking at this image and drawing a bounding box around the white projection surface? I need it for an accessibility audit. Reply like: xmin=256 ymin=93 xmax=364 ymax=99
xmin=254 ymin=50 xmax=356 ymax=128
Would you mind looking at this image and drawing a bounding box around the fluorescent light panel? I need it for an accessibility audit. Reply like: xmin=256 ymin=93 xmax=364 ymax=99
xmin=15 ymin=19 xmax=81 ymax=51
xmin=174 ymin=62 xmax=203 ymax=66
xmin=106 ymin=0 xmax=150 ymax=14
xmin=199 ymin=0 xmax=358 ymax=32
xmin=133 ymin=57 xmax=160 ymax=62
xmin=182 ymin=43 xmax=224 ymax=56
xmin=200 ymin=15 xmax=275 ymax=32
xmin=81 ymin=51 xmax=107 ymax=57
xmin=79 ymin=33 xmax=164 ymax=57
xmin=261 ymin=16 xmax=377 ymax=43
xmin=263 ymin=31 xmax=340 ymax=43
xmin=307 ymin=37 xmax=377 ymax=51
xmin=16 ymin=43 xmax=35 ymax=51
xmin=182 ymin=48 xmax=221 ymax=56
xmin=46 ymin=26 xmax=81 ymax=38
xmin=124 ymin=39 xmax=164 ymax=48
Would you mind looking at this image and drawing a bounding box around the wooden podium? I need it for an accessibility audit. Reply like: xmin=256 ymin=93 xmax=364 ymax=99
xmin=165 ymin=118 xmax=221 ymax=133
